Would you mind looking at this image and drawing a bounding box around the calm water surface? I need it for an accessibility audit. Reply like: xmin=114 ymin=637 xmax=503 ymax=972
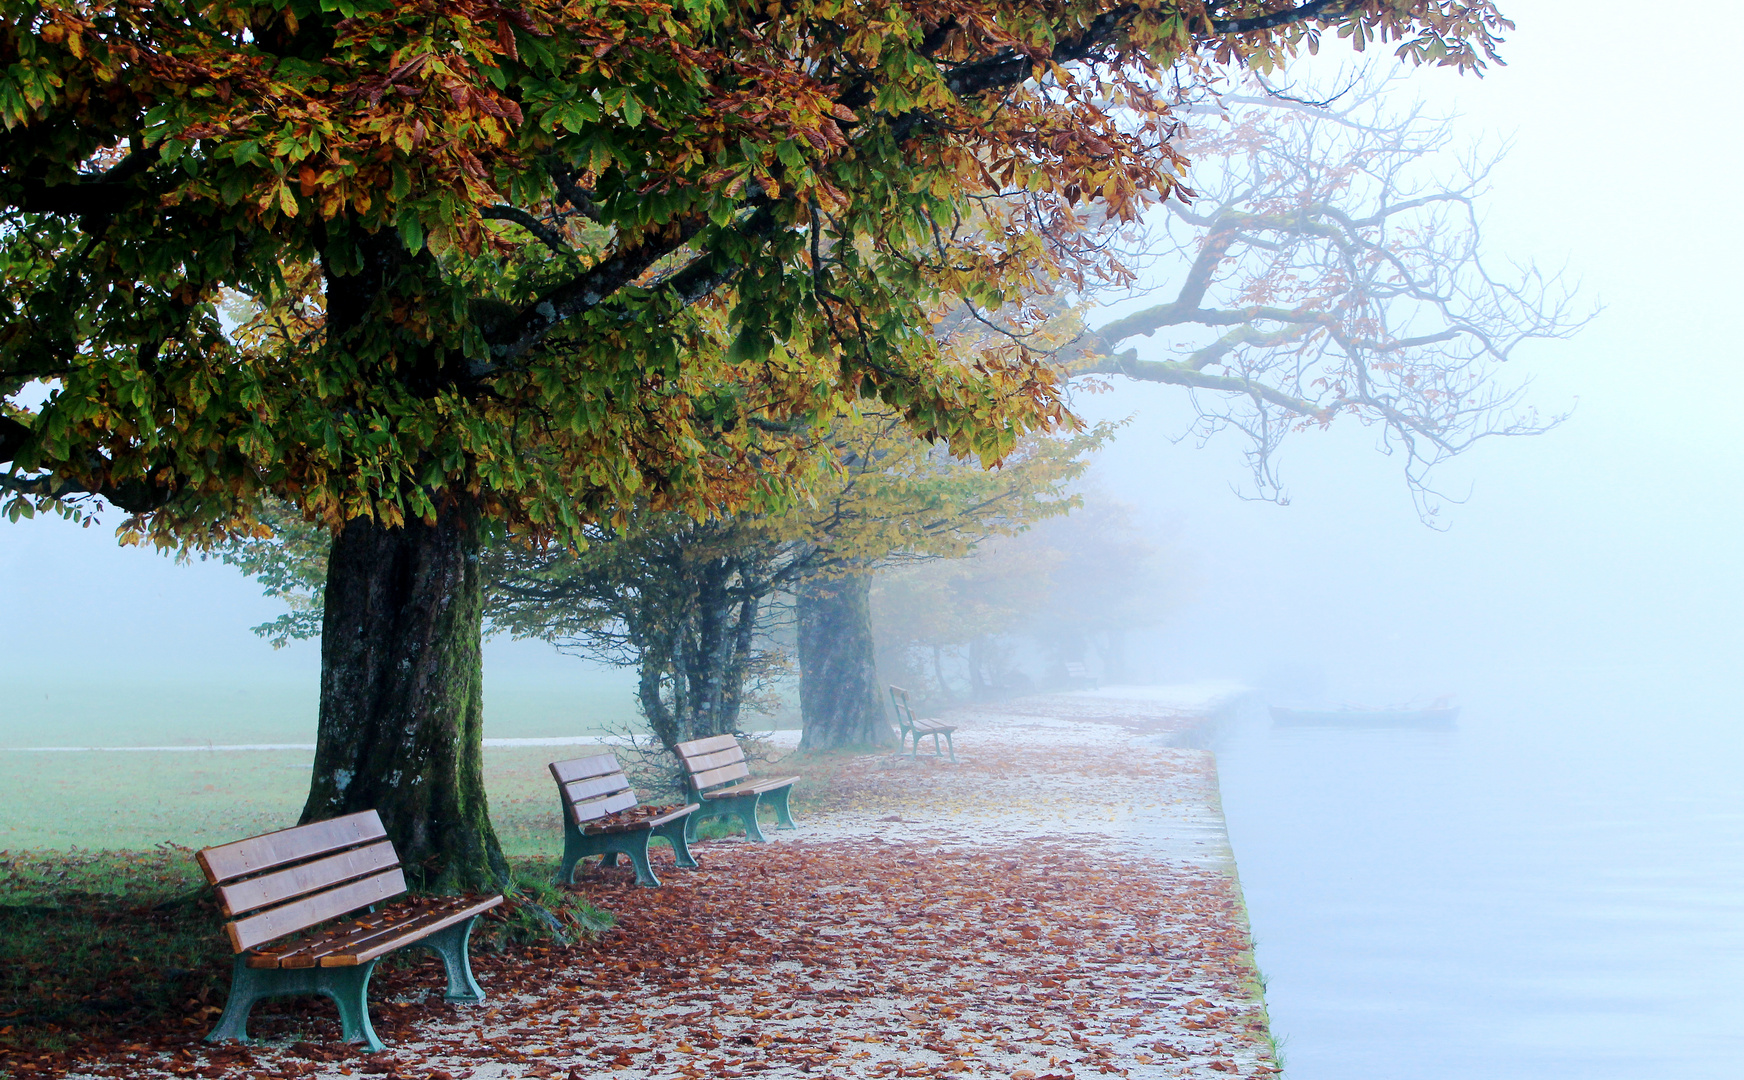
xmin=1213 ymin=696 xmax=1744 ymax=1079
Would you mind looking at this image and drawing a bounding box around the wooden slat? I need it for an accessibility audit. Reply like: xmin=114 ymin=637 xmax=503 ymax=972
xmin=690 ymin=761 xmax=751 ymax=791
xmin=674 ymin=734 xmax=739 ymax=760
xmin=251 ymin=894 xmax=502 ymax=969
xmin=216 ymin=840 xmax=399 ymax=917
xmin=582 ymin=804 xmax=699 ymax=834
xmin=330 ymin=894 xmax=503 ymax=966
xmin=562 ymin=773 xmax=632 ymax=807
xmin=256 ymin=896 xmax=473 ymax=969
xmin=549 ymin=754 xmax=622 ymax=785
xmin=225 ymin=868 xmax=407 ymax=953
xmin=570 ymin=788 xmax=639 ymax=823
xmin=197 ymin=811 xmax=386 ymax=886
xmin=703 ymin=775 xmax=797 ymax=798
xmin=681 ymin=746 xmax=744 ymax=774
xmin=914 ymin=720 xmax=956 ymax=733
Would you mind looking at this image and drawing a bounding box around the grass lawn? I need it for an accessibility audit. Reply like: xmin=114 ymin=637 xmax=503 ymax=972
xmin=0 ymin=736 xmax=848 ymax=1061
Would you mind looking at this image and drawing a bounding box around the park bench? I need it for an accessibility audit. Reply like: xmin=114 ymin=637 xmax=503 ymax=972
xmin=1064 ymin=661 xmax=1099 ymax=689
xmin=550 ymin=752 xmax=700 ymax=887
xmin=673 ymin=735 xmax=798 ymax=843
xmin=194 ymin=810 xmax=502 ymax=1052
xmin=888 ymin=685 xmax=957 ymax=761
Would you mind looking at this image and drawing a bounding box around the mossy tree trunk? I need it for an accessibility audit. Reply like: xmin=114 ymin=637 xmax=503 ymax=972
xmin=797 ymin=573 xmax=896 ymax=749
xmin=301 ymin=497 xmax=508 ymax=893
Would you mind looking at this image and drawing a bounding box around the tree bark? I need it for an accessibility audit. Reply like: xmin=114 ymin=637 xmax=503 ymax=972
xmin=797 ymin=574 xmax=896 ymax=749
xmin=302 ymin=497 xmax=507 ymax=893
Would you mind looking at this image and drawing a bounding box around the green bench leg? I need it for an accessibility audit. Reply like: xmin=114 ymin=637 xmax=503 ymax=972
xmin=616 ymin=833 xmax=661 ymax=888
xmin=207 ymin=956 xmax=386 ymax=1053
xmin=414 ymin=916 xmax=487 ymax=1002
xmin=556 ymin=824 xmax=588 ymax=885
xmin=940 ymin=731 xmax=956 ymax=763
xmin=767 ymin=785 xmax=797 ymax=830
xmin=653 ymin=819 xmax=699 ymax=869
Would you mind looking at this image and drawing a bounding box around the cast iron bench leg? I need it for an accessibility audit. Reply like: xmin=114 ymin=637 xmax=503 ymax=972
xmin=653 ymin=819 xmax=699 ymax=869
xmin=416 ymin=917 xmax=487 ymax=1002
xmin=207 ymin=957 xmax=386 ymax=1053
xmin=768 ymin=785 xmax=798 ymax=830
xmin=737 ymin=794 xmax=769 ymax=841
xmin=557 ymin=823 xmax=588 ymax=885
xmin=616 ymin=832 xmax=662 ymax=888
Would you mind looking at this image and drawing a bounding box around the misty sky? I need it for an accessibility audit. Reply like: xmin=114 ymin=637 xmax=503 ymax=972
xmin=3 ymin=0 xmax=1739 ymax=745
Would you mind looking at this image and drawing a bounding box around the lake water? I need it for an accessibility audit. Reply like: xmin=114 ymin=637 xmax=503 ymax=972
xmin=1212 ymin=692 xmax=1744 ymax=1078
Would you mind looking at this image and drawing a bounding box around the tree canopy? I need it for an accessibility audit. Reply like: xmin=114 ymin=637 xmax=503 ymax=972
xmin=3 ymin=0 xmax=1509 ymax=539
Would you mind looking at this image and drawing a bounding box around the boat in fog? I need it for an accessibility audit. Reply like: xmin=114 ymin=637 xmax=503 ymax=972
xmin=1269 ymin=704 xmax=1459 ymax=728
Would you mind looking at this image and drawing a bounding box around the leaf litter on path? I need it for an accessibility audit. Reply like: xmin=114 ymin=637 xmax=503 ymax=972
xmin=37 ymin=697 xmax=1277 ymax=1079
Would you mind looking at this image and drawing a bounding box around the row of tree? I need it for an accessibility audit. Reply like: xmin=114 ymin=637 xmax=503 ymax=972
xmin=2 ymin=0 xmax=1576 ymax=890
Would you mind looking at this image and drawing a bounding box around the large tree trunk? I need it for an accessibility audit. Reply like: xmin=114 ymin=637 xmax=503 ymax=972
xmin=797 ymin=574 xmax=896 ymax=750
xmin=302 ymin=497 xmax=507 ymax=893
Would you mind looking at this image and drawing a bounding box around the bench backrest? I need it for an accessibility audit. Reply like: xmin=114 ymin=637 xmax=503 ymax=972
xmin=195 ymin=810 xmax=406 ymax=955
xmin=1064 ymin=661 xmax=1090 ymax=678
xmin=550 ymin=753 xmax=640 ymax=826
xmin=888 ymin=685 xmax=919 ymax=733
xmin=673 ymin=734 xmax=750 ymax=795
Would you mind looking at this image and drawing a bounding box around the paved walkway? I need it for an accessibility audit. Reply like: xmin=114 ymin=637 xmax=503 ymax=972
xmin=62 ymin=692 xmax=1278 ymax=1080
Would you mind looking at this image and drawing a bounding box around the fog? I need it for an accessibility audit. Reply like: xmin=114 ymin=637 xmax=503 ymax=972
xmin=2 ymin=0 xmax=1740 ymax=1074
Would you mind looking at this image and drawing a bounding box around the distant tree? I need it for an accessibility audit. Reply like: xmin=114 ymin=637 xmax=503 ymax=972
xmin=487 ymin=410 xmax=1109 ymax=750
xmin=1006 ymin=491 xmax=1184 ymax=682
xmin=873 ymin=486 xmax=1177 ymax=696
xmin=1077 ymin=73 xmax=1589 ymax=516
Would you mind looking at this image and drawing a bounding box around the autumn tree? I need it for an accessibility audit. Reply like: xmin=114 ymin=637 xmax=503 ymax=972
xmin=1075 ymin=72 xmax=1586 ymax=514
xmin=1 ymin=0 xmax=1511 ymax=887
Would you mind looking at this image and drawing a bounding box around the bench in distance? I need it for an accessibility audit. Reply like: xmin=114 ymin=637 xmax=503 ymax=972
xmin=194 ymin=810 xmax=502 ymax=1052
xmin=551 ymin=752 xmax=699 ymax=887
xmin=673 ymin=735 xmax=799 ymax=843
xmin=889 ymin=685 xmax=957 ymax=761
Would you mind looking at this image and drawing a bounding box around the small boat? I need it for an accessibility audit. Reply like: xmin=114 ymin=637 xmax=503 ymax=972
xmin=1269 ymin=705 xmax=1459 ymax=729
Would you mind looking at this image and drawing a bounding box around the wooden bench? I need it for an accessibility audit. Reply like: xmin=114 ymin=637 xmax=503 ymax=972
xmin=889 ymin=685 xmax=957 ymax=761
xmin=194 ymin=811 xmax=502 ymax=1052
xmin=551 ymin=752 xmax=700 ymax=887
xmin=1064 ymin=661 xmax=1099 ymax=689
xmin=673 ymin=735 xmax=798 ymax=843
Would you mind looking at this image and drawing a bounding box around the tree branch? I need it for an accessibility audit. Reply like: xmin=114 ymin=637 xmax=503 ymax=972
xmin=481 ymin=205 xmax=573 ymax=255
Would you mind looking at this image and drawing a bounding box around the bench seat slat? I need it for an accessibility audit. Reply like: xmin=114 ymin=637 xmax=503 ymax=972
xmin=216 ymin=840 xmax=399 ymax=917
xmin=562 ymin=773 xmax=632 ymax=806
xmin=690 ymin=761 xmax=752 ymax=791
xmin=198 ymin=811 xmax=387 ymax=886
xmin=570 ymin=788 xmax=639 ymax=823
xmin=913 ymin=720 xmax=956 ymax=733
xmin=250 ymin=897 xmax=468 ymax=969
xmin=249 ymin=893 xmax=477 ymax=970
xmin=674 ymin=734 xmax=739 ymax=760
xmin=580 ymin=804 xmax=698 ymax=834
xmin=549 ymin=754 xmax=621 ymax=785
xmin=701 ymin=775 xmax=798 ymax=799
xmin=248 ymin=894 xmax=503 ymax=969
xmin=226 ymin=867 xmax=407 ymax=954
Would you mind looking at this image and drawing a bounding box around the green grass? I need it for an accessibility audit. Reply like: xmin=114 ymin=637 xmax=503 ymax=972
xmin=0 ymin=711 xmax=851 ymax=1058
xmin=0 ymin=850 xmax=616 ymax=1057
xmin=0 ymin=846 xmax=226 ymax=1053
